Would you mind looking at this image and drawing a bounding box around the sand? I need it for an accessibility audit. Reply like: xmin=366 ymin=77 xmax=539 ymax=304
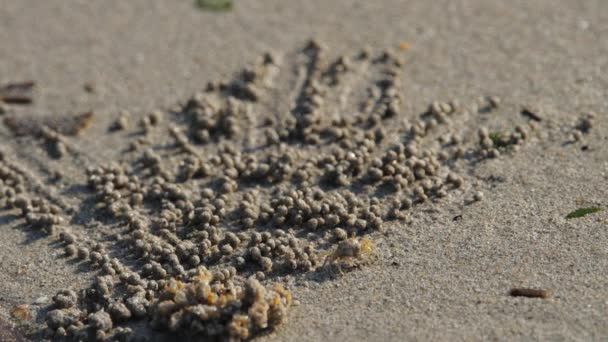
xmin=1 ymin=0 xmax=607 ymax=341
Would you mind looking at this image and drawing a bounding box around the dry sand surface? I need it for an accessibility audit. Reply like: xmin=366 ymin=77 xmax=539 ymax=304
xmin=1 ymin=0 xmax=607 ymax=341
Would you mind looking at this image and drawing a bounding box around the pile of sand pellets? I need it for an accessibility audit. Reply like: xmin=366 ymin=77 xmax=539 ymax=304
xmin=2 ymin=40 xmax=590 ymax=341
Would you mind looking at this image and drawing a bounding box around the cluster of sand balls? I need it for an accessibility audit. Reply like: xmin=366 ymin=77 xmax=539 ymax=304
xmin=0 ymin=156 xmax=64 ymax=234
xmin=45 ymin=268 xmax=291 ymax=341
xmin=0 ymin=41 xmax=550 ymax=341
xmin=149 ymin=272 xmax=291 ymax=340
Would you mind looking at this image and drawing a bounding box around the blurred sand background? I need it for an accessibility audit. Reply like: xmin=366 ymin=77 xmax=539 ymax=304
xmin=1 ymin=0 xmax=607 ymax=340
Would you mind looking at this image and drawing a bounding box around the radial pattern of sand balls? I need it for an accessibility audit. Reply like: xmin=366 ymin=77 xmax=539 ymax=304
xmin=0 ymin=40 xmax=564 ymax=341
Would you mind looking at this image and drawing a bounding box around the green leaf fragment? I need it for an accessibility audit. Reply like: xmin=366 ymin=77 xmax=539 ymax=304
xmin=489 ymin=131 xmax=510 ymax=149
xmin=565 ymin=207 xmax=603 ymax=219
xmin=195 ymin=0 xmax=233 ymax=11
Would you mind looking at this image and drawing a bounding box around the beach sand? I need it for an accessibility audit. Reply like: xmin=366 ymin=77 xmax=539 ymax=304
xmin=1 ymin=1 xmax=607 ymax=340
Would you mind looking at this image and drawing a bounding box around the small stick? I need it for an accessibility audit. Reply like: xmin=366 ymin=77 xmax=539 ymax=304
xmin=509 ymin=287 xmax=551 ymax=298
xmin=0 ymin=81 xmax=35 ymax=104
xmin=521 ymin=107 xmax=542 ymax=122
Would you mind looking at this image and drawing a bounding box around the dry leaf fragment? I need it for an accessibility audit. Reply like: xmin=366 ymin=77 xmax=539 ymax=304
xmin=0 ymin=81 xmax=35 ymax=104
xmin=10 ymin=304 xmax=31 ymax=320
xmin=3 ymin=111 xmax=94 ymax=136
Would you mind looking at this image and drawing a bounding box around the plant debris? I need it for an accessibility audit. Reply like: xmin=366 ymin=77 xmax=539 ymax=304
xmin=0 ymin=81 xmax=35 ymax=105
xmin=521 ymin=107 xmax=542 ymax=122
xmin=509 ymin=288 xmax=551 ymax=299
xmin=10 ymin=304 xmax=31 ymax=320
xmin=489 ymin=131 xmax=510 ymax=149
xmin=195 ymin=0 xmax=233 ymax=11
xmin=3 ymin=111 xmax=94 ymax=136
xmin=565 ymin=207 xmax=603 ymax=219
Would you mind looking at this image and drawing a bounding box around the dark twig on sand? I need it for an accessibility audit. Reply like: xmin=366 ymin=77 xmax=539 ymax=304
xmin=509 ymin=288 xmax=551 ymax=298
xmin=0 ymin=81 xmax=35 ymax=104
xmin=521 ymin=107 xmax=542 ymax=122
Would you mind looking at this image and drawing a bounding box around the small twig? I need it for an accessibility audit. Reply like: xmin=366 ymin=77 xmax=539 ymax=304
xmin=521 ymin=107 xmax=542 ymax=122
xmin=509 ymin=288 xmax=551 ymax=298
xmin=0 ymin=81 xmax=35 ymax=104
